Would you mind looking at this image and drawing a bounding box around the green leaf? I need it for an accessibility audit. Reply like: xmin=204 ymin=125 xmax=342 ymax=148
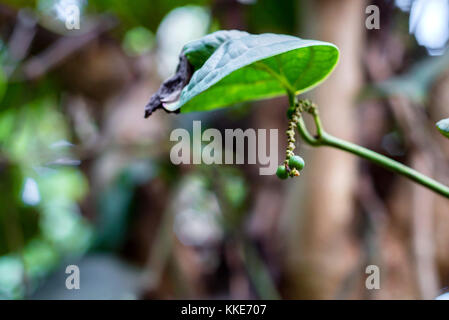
xmin=436 ymin=118 xmax=449 ymax=139
xmin=165 ymin=31 xmax=339 ymax=113
xmin=183 ymin=30 xmax=250 ymax=69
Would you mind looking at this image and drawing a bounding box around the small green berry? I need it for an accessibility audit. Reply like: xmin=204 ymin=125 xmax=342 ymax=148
xmin=288 ymin=155 xmax=305 ymax=171
xmin=276 ymin=165 xmax=289 ymax=180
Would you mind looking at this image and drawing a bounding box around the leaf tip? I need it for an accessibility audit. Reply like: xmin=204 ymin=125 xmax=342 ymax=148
xmin=436 ymin=118 xmax=449 ymax=138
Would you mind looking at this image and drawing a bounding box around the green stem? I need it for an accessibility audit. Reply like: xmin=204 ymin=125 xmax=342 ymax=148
xmin=320 ymin=132 xmax=449 ymax=198
xmin=310 ymin=108 xmax=324 ymax=139
xmin=292 ymin=97 xmax=449 ymax=199
xmin=297 ymin=117 xmax=320 ymax=146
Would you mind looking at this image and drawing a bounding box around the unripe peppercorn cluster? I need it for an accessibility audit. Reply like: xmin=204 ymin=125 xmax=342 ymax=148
xmin=276 ymin=100 xmax=307 ymax=180
xmin=276 ymin=155 xmax=305 ymax=179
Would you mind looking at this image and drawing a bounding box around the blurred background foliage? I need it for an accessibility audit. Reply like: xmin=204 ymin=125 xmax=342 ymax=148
xmin=0 ymin=0 xmax=449 ymax=300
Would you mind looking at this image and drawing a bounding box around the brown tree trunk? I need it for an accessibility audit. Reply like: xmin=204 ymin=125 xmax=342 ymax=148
xmin=283 ymin=0 xmax=365 ymax=299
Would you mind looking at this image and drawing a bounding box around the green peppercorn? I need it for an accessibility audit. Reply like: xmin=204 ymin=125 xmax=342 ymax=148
xmin=288 ymin=155 xmax=305 ymax=171
xmin=276 ymin=165 xmax=289 ymax=180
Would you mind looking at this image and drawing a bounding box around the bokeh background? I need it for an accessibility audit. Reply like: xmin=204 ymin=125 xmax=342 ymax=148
xmin=1 ymin=0 xmax=449 ymax=300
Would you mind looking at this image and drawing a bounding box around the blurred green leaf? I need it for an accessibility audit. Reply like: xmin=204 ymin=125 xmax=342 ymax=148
xmin=0 ymin=255 xmax=25 ymax=299
xmin=38 ymin=168 xmax=88 ymax=202
xmin=87 ymin=0 xmax=210 ymax=32
xmin=95 ymin=161 xmax=155 ymax=250
xmin=0 ymin=163 xmax=41 ymax=255
xmin=223 ymin=172 xmax=247 ymax=209
xmin=437 ymin=118 xmax=449 ymax=139
xmin=373 ymin=52 xmax=449 ymax=103
xmin=246 ymin=0 xmax=297 ymax=34
xmin=0 ymin=97 xmax=69 ymax=166
xmin=122 ymin=26 xmax=155 ymax=56
xmin=0 ymin=0 xmax=37 ymax=9
xmin=22 ymin=239 xmax=59 ymax=280
xmin=0 ymin=65 xmax=6 ymax=103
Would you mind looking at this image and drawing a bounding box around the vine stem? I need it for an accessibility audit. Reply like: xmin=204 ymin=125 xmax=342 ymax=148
xmin=320 ymin=132 xmax=449 ymax=198
xmin=292 ymin=97 xmax=449 ymax=199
